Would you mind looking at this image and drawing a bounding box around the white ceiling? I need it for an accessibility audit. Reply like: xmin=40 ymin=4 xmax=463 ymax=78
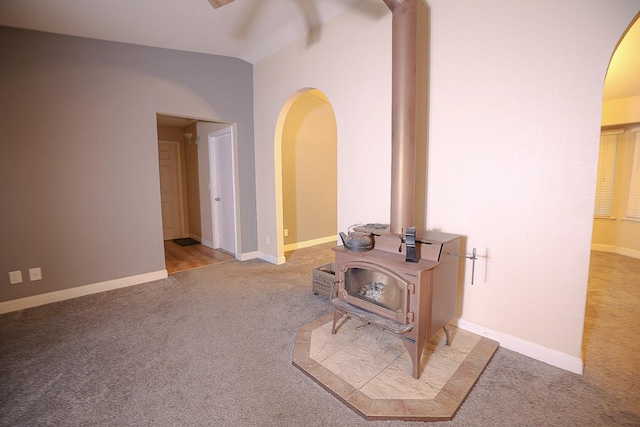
xmin=0 ymin=0 xmax=363 ymax=64
xmin=0 ymin=0 xmax=638 ymax=100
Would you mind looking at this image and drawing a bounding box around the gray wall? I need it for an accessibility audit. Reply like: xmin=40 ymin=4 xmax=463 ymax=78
xmin=0 ymin=27 xmax=257 ymax=302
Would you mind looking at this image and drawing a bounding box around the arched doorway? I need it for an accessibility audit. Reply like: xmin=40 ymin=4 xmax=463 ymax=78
xmin=274 ymin=88 xmax=338 ymax=262
xmin=583 ymin=13 xmax=640 ymax=366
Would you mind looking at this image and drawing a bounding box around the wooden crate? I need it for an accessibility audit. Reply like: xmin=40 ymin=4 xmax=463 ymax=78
xmin=312 ymin=263 xmax=335 ymax=296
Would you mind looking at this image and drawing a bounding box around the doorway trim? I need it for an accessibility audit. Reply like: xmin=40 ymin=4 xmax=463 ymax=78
xmin=208 ymin=126 xmax=241 ymax=258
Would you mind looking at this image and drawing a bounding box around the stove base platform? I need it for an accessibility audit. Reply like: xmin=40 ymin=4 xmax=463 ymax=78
xmin=292 ymin=313 xmax=499 ymax=421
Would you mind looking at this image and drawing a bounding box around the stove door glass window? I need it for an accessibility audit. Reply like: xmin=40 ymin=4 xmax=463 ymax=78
xmin=344 ymin=267 xmax=403 ymax=312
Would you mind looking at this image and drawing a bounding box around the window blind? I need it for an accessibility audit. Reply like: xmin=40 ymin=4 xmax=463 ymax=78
xmin=626 ymin=131 xmax=640 ymax=219
xmin=594 ymin=134 xmax=618 ymax=216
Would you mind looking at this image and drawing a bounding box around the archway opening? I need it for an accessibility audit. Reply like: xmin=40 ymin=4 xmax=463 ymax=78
xmin=274 ymin=88 xmax=338 ymax=262
xmin=583 ymin=13 xmax=640 ymax=368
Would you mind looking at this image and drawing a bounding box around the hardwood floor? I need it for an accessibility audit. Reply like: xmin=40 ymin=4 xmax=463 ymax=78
xmin=164 ymin=240 xmax=235 ymax=274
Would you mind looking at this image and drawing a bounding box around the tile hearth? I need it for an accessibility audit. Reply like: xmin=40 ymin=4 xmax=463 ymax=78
xmin=293 ymin=313 xmax=499 ymax=421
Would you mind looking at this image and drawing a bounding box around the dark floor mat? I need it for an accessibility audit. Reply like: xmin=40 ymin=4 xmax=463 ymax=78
xmin=172 ymin=238 xmax=200 ymax=246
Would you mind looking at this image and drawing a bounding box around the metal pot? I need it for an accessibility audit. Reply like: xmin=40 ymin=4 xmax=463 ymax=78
xmin=339 ymin=226 xmax=374 ymax=252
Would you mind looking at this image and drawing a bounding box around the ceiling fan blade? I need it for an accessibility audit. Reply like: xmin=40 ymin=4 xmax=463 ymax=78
xmin=207 ymin=0 xmax=235 ymax=9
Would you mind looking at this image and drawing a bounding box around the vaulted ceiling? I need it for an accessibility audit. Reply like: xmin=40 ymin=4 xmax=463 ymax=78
xmin=0 ymin=1 xmax=638 ymax=100
xmin=0 ymin=0 xmax=362 ymax=64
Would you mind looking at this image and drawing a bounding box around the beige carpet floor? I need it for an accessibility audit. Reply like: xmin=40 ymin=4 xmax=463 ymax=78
xmin=0 ymin=244 xmax=638 ymax=426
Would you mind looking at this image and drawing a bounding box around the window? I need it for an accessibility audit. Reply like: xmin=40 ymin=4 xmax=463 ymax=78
xmin=594 ymin=132 xmax=619 ymax=217
xmin=626 ymin=131 xmax=640 ymax=220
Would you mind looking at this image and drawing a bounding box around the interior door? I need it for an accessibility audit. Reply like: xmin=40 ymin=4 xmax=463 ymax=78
xmin=158 ymin=140 xmax=184 ymax=240
xmin=209 ymin=129 xmax=237 ymax=255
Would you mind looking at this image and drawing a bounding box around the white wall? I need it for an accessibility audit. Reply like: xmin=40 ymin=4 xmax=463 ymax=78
xmin=254 ymin=2 xmax=393 ymax=258
xmin=254 ymin=0 xmax=640 ymax=371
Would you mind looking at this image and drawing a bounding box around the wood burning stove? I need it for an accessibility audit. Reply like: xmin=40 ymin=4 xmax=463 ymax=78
xmin=331 ymin=227 xmax=460 ymax=379
xmin=330 ymin=0 xmax=463 ymax=380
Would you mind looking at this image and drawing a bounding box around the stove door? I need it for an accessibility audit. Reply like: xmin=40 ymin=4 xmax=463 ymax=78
xmin=338 ymin=261 xmax=412 ymax=324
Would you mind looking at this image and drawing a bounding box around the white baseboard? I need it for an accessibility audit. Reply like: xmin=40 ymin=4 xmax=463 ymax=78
xmin=591 ymin=243 xmax=614 ymax=253
xmin=284 ymin=235 xmax=337 ymax=252
xmin=591 ymin=244 xmax=640 ymax=259
xmin=616 ymin=247 xmax=640 ymax=259
xmin=236 ymin=251 xmax=259 ymax=261
xmin=258 ymin=252 xmax=285 ymax=265
xmin=0 ymin=270 xmax=168 ymax=315
xmin=200 ymin=238 xmax=215 ymax=249
xmin=257 ymin=236 xmax=337 ymax=265
xmin=454 ymin=318 xmax=584 ymax=375
xmin=189 ymin=235 xmax=254 ymax=262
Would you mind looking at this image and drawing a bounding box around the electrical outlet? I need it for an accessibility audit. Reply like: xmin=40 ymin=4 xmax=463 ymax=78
xmin=29 ymin=267 xmax=42 ymax=281
xmin=284 ymin=229 xmax=289 ymax=237
xmin=266 ymin=236 xmax=270 ymax=245
xmin=9 ymin=271 xmax=23 ymax=284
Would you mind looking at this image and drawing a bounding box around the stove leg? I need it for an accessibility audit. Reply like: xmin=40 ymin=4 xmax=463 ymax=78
xmin=331 ymin=310 xmax=345 ymax=334
xmin=444 ymin=325 xmax=451 ymax=346
xmin=403 ymin=339 xmax=421 ymax=379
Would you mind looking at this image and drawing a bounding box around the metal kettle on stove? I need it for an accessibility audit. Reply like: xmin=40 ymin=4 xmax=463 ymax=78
xmin=339 ymin=225 xmax=374 ymax=252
